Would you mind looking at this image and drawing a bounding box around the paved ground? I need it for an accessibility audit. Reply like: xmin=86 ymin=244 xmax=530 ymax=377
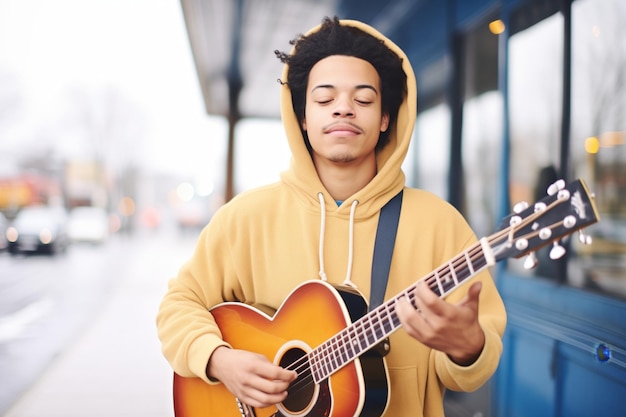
xmin=2 ymin=231 xmax=197 ymax=417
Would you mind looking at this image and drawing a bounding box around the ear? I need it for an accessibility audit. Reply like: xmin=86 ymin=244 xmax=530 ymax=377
xmin=380 ymin=113 xmax=390 ymax=133
xmin=301 ymin=118 xmax=307 ymax=131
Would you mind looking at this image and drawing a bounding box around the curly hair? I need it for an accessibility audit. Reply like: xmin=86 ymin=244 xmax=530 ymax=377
xmin=275 ymin=16 xmax=407 ymax=151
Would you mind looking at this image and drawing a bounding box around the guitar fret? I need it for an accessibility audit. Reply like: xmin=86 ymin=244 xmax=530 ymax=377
xmin=440 ymin=271 xmax=454 ymax=295
xmin=348 ymin=327 xmax=359 ymax=357
xmin=365 ymin=314 xmax=374 ymax=342
xmin=320 ymin=344 xmax=330 ymax=378
xmin=449 ymin=261 xmax=459 ymax=286
xmin=464 ymin=250 xmax=475 ymax=275
xmin=384 ymin=303 xmax=397 ymax=331
xmin=359 ymin=324 xmax=368 ymax=350
xmin=310 ymin=352 xmax=321 ymax=382
xmin=328 ymin=339 xmax=337 ymax=371
xmin=434 ymin=270 xmax=444 ymax=296
xmin=346 ymin=328 xmax=356 ymax=358
xmin=374 ymin=309 xmax=385 ymax=339
xmin=355 ymin=325 xmax=365 ymax=354
xmin=338 ymin=335 xmax=348 ymax=367
xmin=333 ymin=336 xmax=342 ymax=368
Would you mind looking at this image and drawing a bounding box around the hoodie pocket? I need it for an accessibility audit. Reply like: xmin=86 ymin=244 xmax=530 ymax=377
xmin=383 ymin=366 xmax=422 ymax=416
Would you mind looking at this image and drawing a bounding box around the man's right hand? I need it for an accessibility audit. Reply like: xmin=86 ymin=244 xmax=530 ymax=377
xmin=206 ymin=346 xmax=298 ymax=409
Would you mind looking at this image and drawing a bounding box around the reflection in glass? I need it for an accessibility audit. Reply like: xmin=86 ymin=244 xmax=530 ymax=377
xmin=507 ymin=13 xmax=564 ymax=279
xmin=411 ymin=104 xmax=450 ymax=200
xmin=569 ymin=0 xmax=626 ymax=298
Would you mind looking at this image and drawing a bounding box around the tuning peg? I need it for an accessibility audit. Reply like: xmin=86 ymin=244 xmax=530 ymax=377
xmin=513 ymin=201 xmax=529 ymax=213
xmin=578 ymin=230 xmax=593 ymax=245
xmin=534 ymin=202 xmax=547 ymax=212
xmin=564 ymin=215 xmax=577 ymax=229
xmin=523 ymin=252 xmax=538 ymax=269
xmin=515 ymin=238 xmax=529 ymax=251
xmin=547 ymin=179 xmax=566 ymax=196
xmin=549 ymin=241 xmax=566 ymax=259
xmin=539 ymin=227 xmax=552 ymax=240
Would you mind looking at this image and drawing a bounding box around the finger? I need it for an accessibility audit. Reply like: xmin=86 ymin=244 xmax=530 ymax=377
xmin=414 ymin=280 xmax=444 ymax=317
xmin=458 ymin=281 xmax=482 ymax=307
xmin=256 ymin=361 xmax=297 ymax=384
xmin=467 ymin=281 xmax=482 ymax=301
xmin=396 ymin=296 xmax=428 ymax=335
xmin=241 ymin=386 xmax=289 ymax=409
xmin=239 ymin=374 xmax=291 ymax=408
xmin=247 ymin=374 xmax=291 ymax=396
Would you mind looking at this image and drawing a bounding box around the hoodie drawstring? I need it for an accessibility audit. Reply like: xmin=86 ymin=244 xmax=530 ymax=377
xmin=317 ymin=192 xmax=358 ymax=288
xmin=317 ymin=193 xmax=328 ymax=281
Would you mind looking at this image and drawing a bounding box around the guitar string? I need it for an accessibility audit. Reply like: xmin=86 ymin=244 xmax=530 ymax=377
xmin=282 ymin=223 xmax=550 ymax=397
xmin=281 ymin=242 xmax=491 ymax=396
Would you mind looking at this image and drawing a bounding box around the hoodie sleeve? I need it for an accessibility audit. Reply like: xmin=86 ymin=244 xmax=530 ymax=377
xmin=156 ymin=209 xmax=240 ymax=384
xmin=422 ymin=197 xmax=507 ymax=392
xmin=433 ymin=265 xmax=506 ymax=391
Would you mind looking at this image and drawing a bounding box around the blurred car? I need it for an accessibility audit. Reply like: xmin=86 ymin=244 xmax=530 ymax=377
xmin=175 ymin=199 xmax=212 ymax=231
xmin=67 ymin=206 xmax=110 ymax=244
xmin=0 ymin=212 xmax=8 ymax=251
xmin=6 ymin=205 xmax=69 ymax=255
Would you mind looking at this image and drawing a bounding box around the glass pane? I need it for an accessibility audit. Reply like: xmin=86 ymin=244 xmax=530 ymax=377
xmin=569 ymin=0 xmax=626 ymax=299
xmin=462 ymin=92 xmax=502 ymax=238
xmin=507 ymin=13 xmax=564 ymax=277
xmin=462 ymin=18 xmax=502 ymax=238
xmin=410 ymin=103 xmax=451 ymax=199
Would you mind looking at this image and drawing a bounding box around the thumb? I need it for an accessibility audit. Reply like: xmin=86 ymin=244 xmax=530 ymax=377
xmin=465 ymin=281 xmax=482 ymax=305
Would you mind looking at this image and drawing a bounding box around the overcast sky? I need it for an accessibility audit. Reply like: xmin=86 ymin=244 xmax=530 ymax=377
xmin=0 ymin=0 xmax=233 ymax=182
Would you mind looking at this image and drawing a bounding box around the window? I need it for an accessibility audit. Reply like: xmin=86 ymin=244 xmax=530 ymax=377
xmin=569 ymin=0 xmax=626 ymax=298
xmin=410 ymin=103 xmax=450 ymax=199
xmin=507 ymin=12 xmax=564 ymax=278
xmin=507 ymin=0 xmax=626 ymax=299
xmin=461 ymin=17 xmax=502 ymax=238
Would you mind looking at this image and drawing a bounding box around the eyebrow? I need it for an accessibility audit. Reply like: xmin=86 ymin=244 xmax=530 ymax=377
xmin=311 ymin=84 xmax=379 ymax=94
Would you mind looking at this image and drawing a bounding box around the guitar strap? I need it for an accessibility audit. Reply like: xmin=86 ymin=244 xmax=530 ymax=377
xmin=369 ymin=190 xmax=403 ymax=311
xmin=366 ymin=190 xmax=403 ymax=358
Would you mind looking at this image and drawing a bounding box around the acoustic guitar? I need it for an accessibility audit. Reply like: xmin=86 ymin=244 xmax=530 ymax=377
xmin=173 ymin=178 xmax=599 ymax=417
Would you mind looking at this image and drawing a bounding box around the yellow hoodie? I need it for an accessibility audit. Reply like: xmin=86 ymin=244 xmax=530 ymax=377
xmin=157 ymin=19 xmax=506 ymax=417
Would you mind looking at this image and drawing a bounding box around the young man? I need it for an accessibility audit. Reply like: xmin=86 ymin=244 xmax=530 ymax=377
xmin=157 ymin=17 xmax=506 ymax=416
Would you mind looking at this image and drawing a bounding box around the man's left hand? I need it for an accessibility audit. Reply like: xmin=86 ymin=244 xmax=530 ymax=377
xmin=395 ymin=280 xmax=485 ymax=366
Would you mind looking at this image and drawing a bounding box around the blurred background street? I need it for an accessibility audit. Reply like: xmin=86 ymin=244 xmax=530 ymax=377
xmin=0 ymin=227 xmax=197 ymax=417
xmin=0 ymin=1 xmax=291 ymax=415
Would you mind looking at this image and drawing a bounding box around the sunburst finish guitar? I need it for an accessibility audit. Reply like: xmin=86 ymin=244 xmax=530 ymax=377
xmin=173 ymin=179 xmax=599 ymax=417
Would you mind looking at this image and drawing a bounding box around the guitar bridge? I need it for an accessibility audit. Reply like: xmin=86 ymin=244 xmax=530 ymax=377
xmin=235 ymin=397 xmax=256 ymax=417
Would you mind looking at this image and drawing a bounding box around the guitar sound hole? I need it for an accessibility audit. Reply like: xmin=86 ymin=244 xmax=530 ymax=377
xmin=278 ymin=347 xmax=315 ymax=414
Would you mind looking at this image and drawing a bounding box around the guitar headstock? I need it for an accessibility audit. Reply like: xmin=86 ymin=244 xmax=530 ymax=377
xmin=490 ymin=178 xmax=599 ymax=267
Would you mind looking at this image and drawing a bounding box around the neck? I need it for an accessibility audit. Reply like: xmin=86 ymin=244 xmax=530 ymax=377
xmin=314 ymin=156 xmax=377 ymax=201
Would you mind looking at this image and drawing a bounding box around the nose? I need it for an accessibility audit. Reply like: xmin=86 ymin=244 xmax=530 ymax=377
xmin=333 ymin=96 xmax=355 ymax=117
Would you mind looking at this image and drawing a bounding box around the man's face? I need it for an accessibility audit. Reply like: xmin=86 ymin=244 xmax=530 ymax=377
xmin=302 ymin=55 xmax=389 ymax=166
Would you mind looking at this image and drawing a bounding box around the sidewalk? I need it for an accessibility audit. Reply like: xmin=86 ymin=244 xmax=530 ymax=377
xmin=3 ymin=231 xmax=196 ymax=417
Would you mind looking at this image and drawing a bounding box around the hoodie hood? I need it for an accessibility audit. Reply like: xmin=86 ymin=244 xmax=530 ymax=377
xmin=279 ymin=19 xmax=417 ymax=217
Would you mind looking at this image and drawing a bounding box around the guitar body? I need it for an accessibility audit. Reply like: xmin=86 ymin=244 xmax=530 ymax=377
xmin=173 ymin=280 xmax=390 ymax=417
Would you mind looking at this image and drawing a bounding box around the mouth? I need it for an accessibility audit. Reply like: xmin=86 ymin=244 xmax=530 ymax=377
xmin=323 ymin=123 xmax=363 ymax=136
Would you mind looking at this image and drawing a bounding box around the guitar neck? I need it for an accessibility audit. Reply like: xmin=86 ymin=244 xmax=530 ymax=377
xmin=307 ymin=179 xmax=599 ymax=383
xmin=308 ymin=240 xmax=492 ymax=383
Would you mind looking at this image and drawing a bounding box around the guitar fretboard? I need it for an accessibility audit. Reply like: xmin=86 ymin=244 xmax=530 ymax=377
xmin=307 ymin=241 xmax=491 ymax=383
